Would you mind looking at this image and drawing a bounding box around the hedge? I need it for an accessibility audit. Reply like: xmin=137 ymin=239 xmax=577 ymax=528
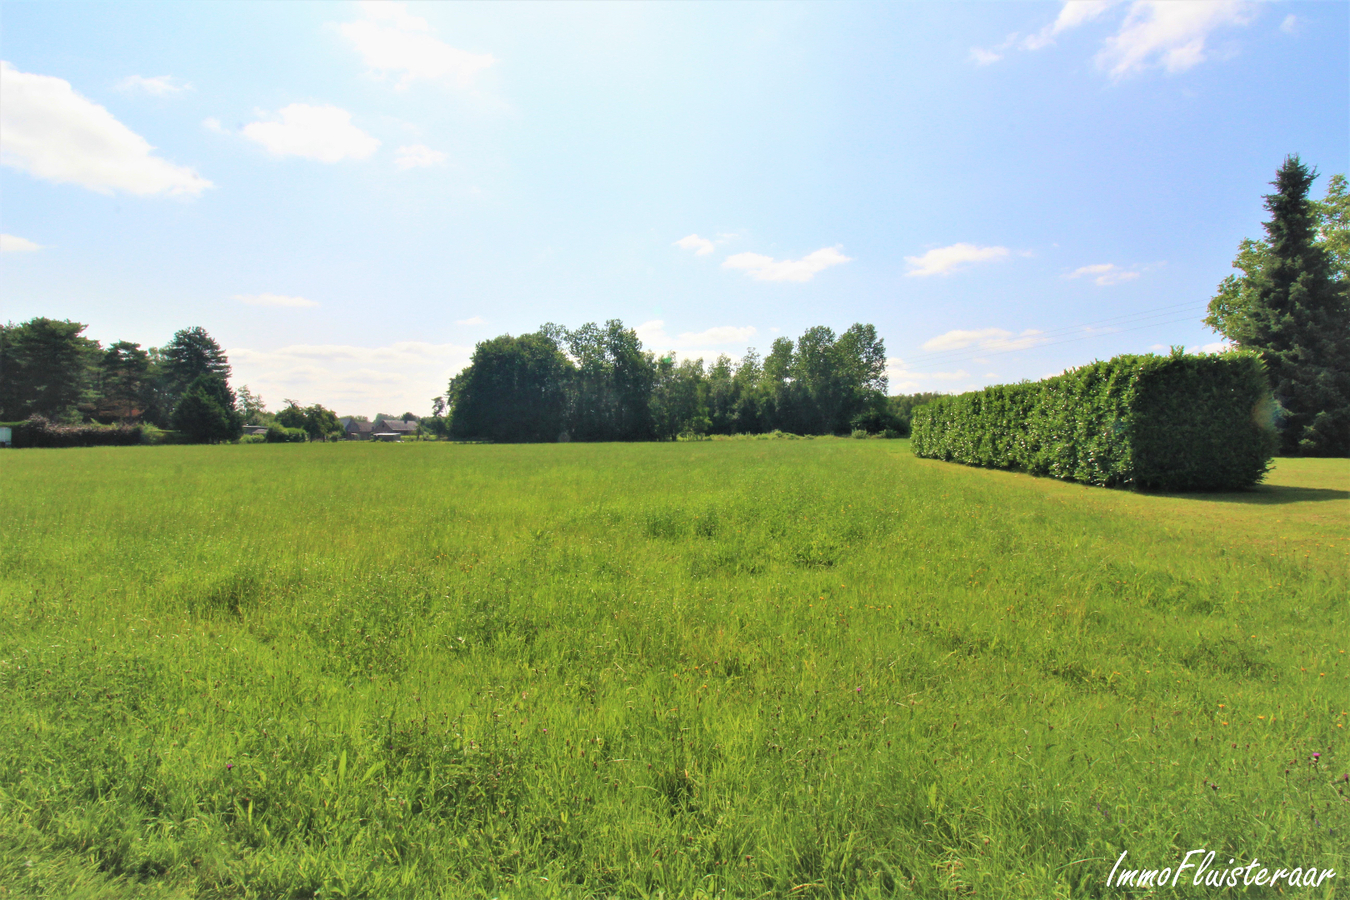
xmin=4 ymin=417 xmax=145 ymax=449
xmin=910 ymin=351 xmax=1278 ymax=491
xmin=265 ymin=424 xmax=308 ymax=443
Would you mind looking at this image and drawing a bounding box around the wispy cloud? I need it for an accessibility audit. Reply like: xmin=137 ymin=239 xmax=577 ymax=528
xmin=634 ymin=321 xmax=759 ymax=356
xmin=1279 ymin=14 xmax=1299 ymax=35
xmin=242 ymin=104 xmax=380 ymax=162
xmin=1065 ymin=262 xmax=1142 ymax=285
xmin=116 ymin=74 xmax=191 ymax=96
xmin=723 ymin=246 xmax=852 ymax=282
xmin=885 ymin=358 xmax=972 ymax=393
xmin=234 ymin=293 xmax=319 ymax=308
xmin=904 ymin=243 xmax=1009 ymax=277
xmin=1 ymin=233 xmax=44 ymax=253
xmin=1096 ymin=1 xmax=1256 ymax=77
xmin=1022 ymin=1 xmax=1120 ymax=50
xmin=0 ymin=61 xmax=211 ymax=197
xmin=985 ymin=1 xmax=1256 ymax=77
xmin=230 ymin=340 xmax=473 ymax=416
xmin=456 ymin=316 xmax=487 ymax=326
xmin=340 ymin=1 xmax=496 ymax=90
xmin=970 ymin=46 xmax=1005 ymax=66
xmin=920 ymin=328 xmax=1046 ymax=353
xmin=394 ymin=143 xmax=446 ymax=169
xmin=674 ymin=234 xmax=716 ymax=256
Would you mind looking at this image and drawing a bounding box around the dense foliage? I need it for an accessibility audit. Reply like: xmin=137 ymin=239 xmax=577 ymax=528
xmin=171 ymin=374 xmax=244 ymax=444
xmin=0 ymin=319 xmax=243 ymax=429
xmin=1204 ymin=158 xmax=1350 ymax=456
xmin=277 ymin=400 xmax=343 ymax=441
xmin=911 ymin=351 xmax=1278 ymax=491
xmin=2 ymin=416 xmax=144 ymax=448
xmin=448 ymin=320 xmax=891 ymax=441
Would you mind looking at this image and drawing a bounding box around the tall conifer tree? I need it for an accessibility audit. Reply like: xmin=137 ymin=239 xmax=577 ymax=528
xmin=1206 ymin=156 xmax=1349 ymax=456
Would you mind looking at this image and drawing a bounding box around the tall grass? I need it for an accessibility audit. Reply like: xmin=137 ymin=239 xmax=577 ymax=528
xmin=1 ymin=440 xmax=1345 ymax=898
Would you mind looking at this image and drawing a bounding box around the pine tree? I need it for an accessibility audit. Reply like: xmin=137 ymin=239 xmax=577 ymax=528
xmin=1206 ymin=156 xmax=1350 ymax=456
xmin=171 ymin=373 xmax=242 ymax=443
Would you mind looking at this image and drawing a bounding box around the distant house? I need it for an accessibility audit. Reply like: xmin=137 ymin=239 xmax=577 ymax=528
xmin=343 ymin=419 xmax=375 ymax=440
xmin=373 ymin=417 xmax=418 ymax=440
xmin=242 ymin=425 xmax=269 ymax=437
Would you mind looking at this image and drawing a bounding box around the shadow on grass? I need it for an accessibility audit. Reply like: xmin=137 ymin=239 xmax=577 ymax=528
xmin=1157 ymin=484 xmax=1349 ymax=505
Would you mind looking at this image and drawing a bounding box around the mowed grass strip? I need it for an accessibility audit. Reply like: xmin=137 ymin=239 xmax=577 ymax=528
xmin=0 ymin=440 xmax=1345 ymax=899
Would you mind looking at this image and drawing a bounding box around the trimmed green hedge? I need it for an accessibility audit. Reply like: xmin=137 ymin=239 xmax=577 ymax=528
xmin=5 ymin=417 xmax=144 ymax=449
xmin=265 ymin=424 xmax=308 ymax=443
xmin=911 ymin=351 xmax=1278 ymax=491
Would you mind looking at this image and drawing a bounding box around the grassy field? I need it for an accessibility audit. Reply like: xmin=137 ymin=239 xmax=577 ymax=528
xmin=0 ymin=438 xmax=1346 ymax=899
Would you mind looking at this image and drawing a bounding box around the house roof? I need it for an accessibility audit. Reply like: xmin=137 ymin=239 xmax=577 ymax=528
xmin=346 ymin=420 xmax=374 ymax=433
xmin=376 ymin=418 xmax=418 ymax=432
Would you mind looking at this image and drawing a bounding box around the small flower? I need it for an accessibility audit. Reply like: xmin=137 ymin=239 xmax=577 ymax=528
xmin=1312 ymin=752 xmax=1321 ymax=760
xmin=226 ymin=763 xmax=234 ymax=770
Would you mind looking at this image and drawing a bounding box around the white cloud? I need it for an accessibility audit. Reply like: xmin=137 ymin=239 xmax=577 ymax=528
xmin=1096 ymin=1 xmax=1256 ymax=78
xmin=1023 ymin=1 xmax=1120 ymax=49
xmin=242 ymin=104 xmax=380 ymax=162
xmin=904 ymin=243 xmax=1009 ymax=277
xmin=1065 ymin=262 xmax=1141 ymax=285
xmin=340 ymin=2 xmax=496 ymax=90
xmin=885 ymin=357 xmax=970 ymax=392
xmin=394 ymin=143 xmax=447 ymax=169
xmin=203 ymin=117 xmax=227 ymax=134
xmin=678 ymin=325 xmax=757 ymax=345
xmin=1014 ymin=1 xmax=1255 ymax=76
xmin=1198 ymin=341 xmax=1231 ymax=354
xmin=0 ymin=61 xmax=211 ymax=197
xmin=1279 ymin=14 xmax=1299 ymax=35
xmin=634 ymin=321 xmax=758 ymax=355
xmin=920 ymin=328 xmax=1046 ymax=353
xmin=635 ymin=320 xmax=671 ymax=348
xmin=234 ymin=293 xmax=319 ymax=308
xmin=116 ymin=75 xmax=190 ymax=96
xmin=358 ymin=0 xmax=430 ymax=32
xmin=230 ymin=340 xmax=473 ymax=416
xmin=722 ymin=246 xmax=852 ymax=282
xmin=457 ymin=316 xmax=487 ymax=325
xmin=1 ymin=233 xmax=44 ymax=253
xmin=970 ymin=46 xmax=1004 ymax=66
xmin=675 ymin=234 xmax=716 ymax=256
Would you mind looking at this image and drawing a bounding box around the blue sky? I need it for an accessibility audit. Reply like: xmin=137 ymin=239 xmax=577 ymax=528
xmin=2 ymin=0 xmax=1346 ymax=416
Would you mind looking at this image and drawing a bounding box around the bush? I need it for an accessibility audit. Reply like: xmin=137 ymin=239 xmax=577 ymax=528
xmin=171 ymin=374 xmax=243 ymax=444
xmin=911 ymin=351 xmax=1278 ymax=491
xmin=265 ymin=424 xmax=308 ymax=443
xmin=7 ymin=417 xmax=143 ymax=449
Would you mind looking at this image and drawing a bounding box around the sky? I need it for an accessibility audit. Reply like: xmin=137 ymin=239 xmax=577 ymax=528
xmin=2 ymin=0 xmax=1347 ymax=416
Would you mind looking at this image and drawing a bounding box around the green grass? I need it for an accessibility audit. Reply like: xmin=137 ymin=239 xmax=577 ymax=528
xmin=1 ymin=439 xmax=1346 ymax=899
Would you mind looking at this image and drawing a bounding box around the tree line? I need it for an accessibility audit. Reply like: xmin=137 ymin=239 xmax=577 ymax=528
xmin=0 ymin=321 xmax=248 ymax=441
xmin=443 ymin=321 xmax=922 ymax=442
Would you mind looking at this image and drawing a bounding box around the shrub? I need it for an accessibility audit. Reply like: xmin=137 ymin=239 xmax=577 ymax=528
xmin=171 ymin=374 xmax=243 ymax=444
xmin=7 ymin=417 xmax=143 ymax=448
xmin=265 ymin=424 xmax=308 ymax=443
xmin=911 ymin=351 xmax=1278 ymax=491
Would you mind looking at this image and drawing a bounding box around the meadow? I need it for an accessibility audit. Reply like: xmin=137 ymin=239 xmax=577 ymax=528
xmin=0 ymin=439 xmax=1346 ymax=899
